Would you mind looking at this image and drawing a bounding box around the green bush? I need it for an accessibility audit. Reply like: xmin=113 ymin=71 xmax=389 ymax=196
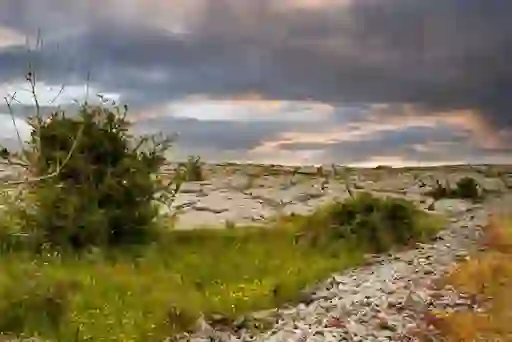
xmin=425 ymin=177 xmax=481 ymax=201
xmin=302 ymin=193 xmax=440 ymax=253
xmin=454 ymin=176 xmax=480 ymax=199
xmin=180 ymin=155 xmax=204 ymax=181
xmin=1 ymin=105 xmax=179 ymax=250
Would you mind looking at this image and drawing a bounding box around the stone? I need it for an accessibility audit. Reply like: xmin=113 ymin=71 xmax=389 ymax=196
xmin=403 ymin=290 xmax=429 ymax=312
xmin=296 ymin=165 xmax=319 ymax=175
xmin=180 ymin=183 xmax=205 ymax=194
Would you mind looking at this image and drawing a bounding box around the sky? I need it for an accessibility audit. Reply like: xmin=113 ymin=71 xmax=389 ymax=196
xmin=0 ymin=0 xmax=511 ymax=166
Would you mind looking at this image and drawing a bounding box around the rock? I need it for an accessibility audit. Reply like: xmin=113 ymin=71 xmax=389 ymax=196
xmin=294 ymin=190 xmax=324 ymax=203
xmin=403 ymin=290 xmax=429 ymax=312
xmin=434 ymin=199 xmax=471 ymax=214
xmin=480 ymin=177 xmax=506 ymax=192
xmin=180 ymin=183 xmax=205 ymax=194
xmin=193 ymin=205 xmax=229 ymax=214
xmin=195 ymin=315 xmax=215 ymax=335
xmin=296 ymin=165 xmax=319 ymax=176
xmin=375 ymin=313 xmax=397 ymax=332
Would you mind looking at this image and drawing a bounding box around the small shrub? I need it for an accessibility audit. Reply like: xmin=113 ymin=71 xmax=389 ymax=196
xmin=426 ymin=177 xmax=481 ymax=201
xmin=454 ymin=177 xmax=480 ymax=200
xmin=180 ymin=155 xmax=204 ymax=182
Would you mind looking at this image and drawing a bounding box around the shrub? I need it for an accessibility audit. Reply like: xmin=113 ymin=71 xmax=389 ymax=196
xmin=302 ymin=193 xmax=442 ymax=253
xmin=454 ymin=177 xmax=480 ymax=200
xmin=1 ymin=104 xmax=180 ymax=250
xmin=180 ymin=155 xmax=203 ymax=181
xmin=426 ymin=177 xmax=481 ymax=201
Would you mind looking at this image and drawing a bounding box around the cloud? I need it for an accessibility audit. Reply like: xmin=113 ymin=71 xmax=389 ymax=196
xmin=0 ymin=0 xmax=510 ymax=165
xmin=0 ymin=81 xmax=120 ymax=107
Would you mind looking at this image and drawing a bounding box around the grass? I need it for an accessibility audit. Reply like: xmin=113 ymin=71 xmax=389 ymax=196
xmin=428 ymin=215 xmax=512 ymax=341
xmin=0 ymin=193 xmax=446 ymax=341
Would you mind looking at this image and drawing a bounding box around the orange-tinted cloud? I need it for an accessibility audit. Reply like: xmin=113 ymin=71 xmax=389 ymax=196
xmin=368 ymin=104 xmax=510 ymax=150
xmin=0 ymin=26 xmax=27 ymax=48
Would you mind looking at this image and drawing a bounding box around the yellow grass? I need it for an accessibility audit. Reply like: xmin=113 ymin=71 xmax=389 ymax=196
xmin=431 ymin=216 xmax=512 ymax=341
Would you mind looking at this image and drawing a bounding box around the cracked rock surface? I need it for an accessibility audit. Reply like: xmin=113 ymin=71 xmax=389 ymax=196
xmin=157 ymin=164 xmax=511 ymax=230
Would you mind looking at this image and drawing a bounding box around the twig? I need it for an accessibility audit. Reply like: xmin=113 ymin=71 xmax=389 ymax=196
xmin=4 ymin=93 xmax=25 ymax=154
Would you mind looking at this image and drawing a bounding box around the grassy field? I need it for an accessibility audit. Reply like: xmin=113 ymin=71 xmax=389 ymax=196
xmin=429 ymin=215 xmax=512 ymax=341
xmin=0 ymin=194 xmax=445 ymax=341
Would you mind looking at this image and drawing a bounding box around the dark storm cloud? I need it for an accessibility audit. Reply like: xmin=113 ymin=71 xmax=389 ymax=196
xmin=0 ymin=0 xmax=511 ymax=166
xmin=0 ymin=0 xmax=510 ymax=128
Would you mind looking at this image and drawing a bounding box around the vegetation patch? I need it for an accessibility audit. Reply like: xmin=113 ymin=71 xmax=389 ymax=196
xmin=297 ymin=192 xmax=445 ymax=253
xmin=426 ymin=176 xmax=482 ymax=201
xmin=180 ymin=155 xmax=204 ymax=182
xmin=0 ymin=194 xmax=445 ymax=341
xmin=428 ymin=216 xmax=512 ymax=341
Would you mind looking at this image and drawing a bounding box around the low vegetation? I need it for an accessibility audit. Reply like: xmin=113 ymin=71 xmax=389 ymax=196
xmin=0 ymin=195 xmax=445 ymax=340
xmin=296 ymin=192 xmax=443 ymax=253
xmin=428 ymin=215 xmax=512 ymax=341
xmin=180 ymin=155 xmax=204 ymax=182
xmin=0 ymin=100 xmax=446 ymax=341
xmin=426 ymin=176 xmax=482 ymax=201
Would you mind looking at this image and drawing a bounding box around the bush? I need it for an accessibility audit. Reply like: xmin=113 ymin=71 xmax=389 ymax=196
xmin=454 ymin=177 xmax=480 ymax=199
xmin=302 ymin=193 xmax=441 ymax=253
xmin=1 ymin=104 xmax=179 ymax=250
xmin=426 ymin=177 xmax=481 ymax=201
xmin=180 ymin=155 xmax=204 ymax=181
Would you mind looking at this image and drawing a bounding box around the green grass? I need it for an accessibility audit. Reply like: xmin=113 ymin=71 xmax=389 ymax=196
xmin=0 ymin=194 xmax=446 ymax=341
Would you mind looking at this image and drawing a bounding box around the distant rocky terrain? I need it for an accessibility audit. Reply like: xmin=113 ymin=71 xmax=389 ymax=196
xmin=155 ymin=163 xmax=511 ymax=230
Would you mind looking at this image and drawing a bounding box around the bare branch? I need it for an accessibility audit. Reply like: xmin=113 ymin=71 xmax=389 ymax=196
xmin=0 ymin=29 xmax=87 ymax=193
xmin=4 ymin=93 xmax=25 ymax=154
xmin=48 ymin=84 xmax=66 ymax=105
